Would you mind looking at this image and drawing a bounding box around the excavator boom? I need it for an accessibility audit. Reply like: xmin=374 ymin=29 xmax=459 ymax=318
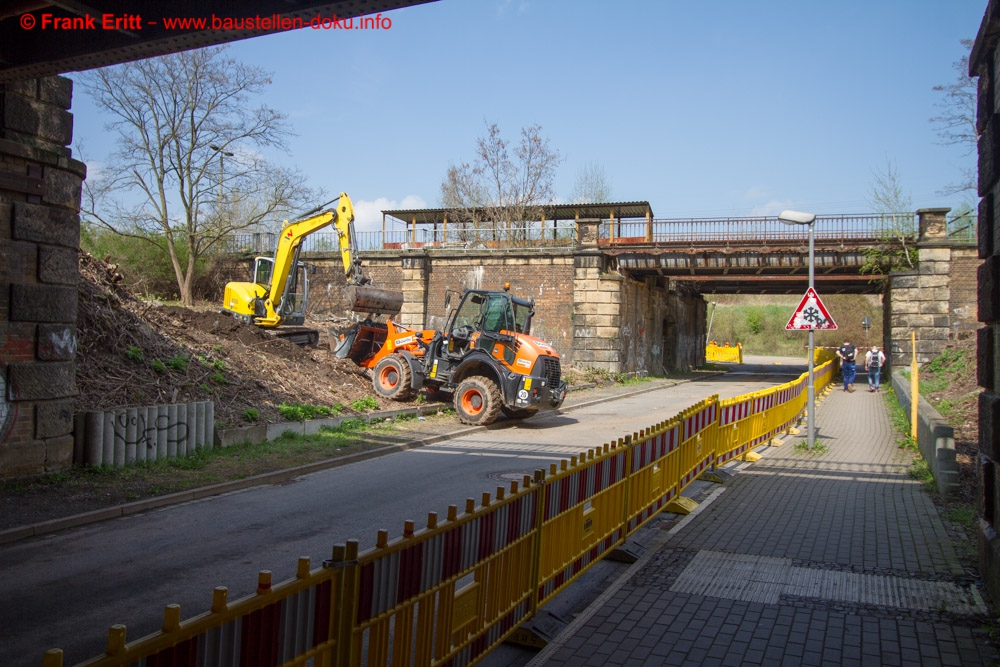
xmin=221 ymin=192 xmax=403 ymax=344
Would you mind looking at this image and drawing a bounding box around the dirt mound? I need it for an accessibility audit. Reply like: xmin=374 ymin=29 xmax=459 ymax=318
xmin=75 ymin=252 xmax=398 ymax=427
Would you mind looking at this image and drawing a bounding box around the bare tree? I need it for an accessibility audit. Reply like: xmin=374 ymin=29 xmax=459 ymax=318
xmin=862 ymin=158 xmax=916 ymax=274
xmin=930 ymin=39 xmax=978 ymax=197
xmin=569 ymin=161 xmax=613 ymax=203
xmin=81 ymin=46 xmax=317 ymax=305
xmin=441 ymin=122 xmax=561 ymax=240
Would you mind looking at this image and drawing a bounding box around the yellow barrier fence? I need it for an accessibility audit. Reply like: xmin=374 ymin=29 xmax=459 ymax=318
xmin=50 ymin=360 xmax=841 ymax=667
xmin=535 ymin=442 xmax=630 ymax=607
xmin=705 ymin=342 xmax=743 ymax=363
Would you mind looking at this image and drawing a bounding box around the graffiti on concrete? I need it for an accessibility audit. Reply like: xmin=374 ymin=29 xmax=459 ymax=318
xmin=113 ymin=410 xmax=188 ymax=451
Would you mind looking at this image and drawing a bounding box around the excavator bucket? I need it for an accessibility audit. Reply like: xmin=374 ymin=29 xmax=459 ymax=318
xmin=346 ymin=285 xmax=404 ymax=316
xmin=332 ymin=321 xmax=388 ymax=365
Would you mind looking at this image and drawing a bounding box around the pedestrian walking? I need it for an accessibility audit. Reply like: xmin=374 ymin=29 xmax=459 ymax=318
xmin=837 ymin=339 xmax=857 ymax=392
xmin=866 ymin=345 xmax=886 ymax=393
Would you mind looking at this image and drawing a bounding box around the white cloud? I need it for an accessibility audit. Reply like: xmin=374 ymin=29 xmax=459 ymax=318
xmin=748 ymin=200 xmax=797 ymax=216
xmin=352 ymin=195 xmax=428 ymax=233
xmin=742 ymin=186 xmax=771 ymax=200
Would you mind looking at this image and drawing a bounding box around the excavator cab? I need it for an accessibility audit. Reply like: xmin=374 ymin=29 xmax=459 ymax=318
xmin=251 ymin=256 xmax=309 ymax=325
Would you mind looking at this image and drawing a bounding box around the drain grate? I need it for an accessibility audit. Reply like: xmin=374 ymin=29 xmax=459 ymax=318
xmin=670 ymin=550 xmax=986 ymax=616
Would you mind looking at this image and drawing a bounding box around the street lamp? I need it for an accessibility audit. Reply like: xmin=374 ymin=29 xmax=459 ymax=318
xmin=209 ymin=144 xmax=234 ymax=204
xmin=779 ymin=209 xmax=817 ymax=450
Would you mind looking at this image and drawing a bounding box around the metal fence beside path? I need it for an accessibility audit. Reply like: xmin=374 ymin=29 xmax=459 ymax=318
xmin=47 ymin=355 xmax=838 ymax=667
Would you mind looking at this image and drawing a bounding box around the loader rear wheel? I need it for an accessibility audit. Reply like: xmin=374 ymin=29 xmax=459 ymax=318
xmin=455 ymin=376 xmax=502 ymax=426
xmin=373 ymin=355 xmax=414 ymax=401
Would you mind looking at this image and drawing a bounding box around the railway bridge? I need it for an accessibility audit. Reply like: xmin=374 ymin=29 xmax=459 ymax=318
xmin=224 ymin=204 xmax=980 ymax=376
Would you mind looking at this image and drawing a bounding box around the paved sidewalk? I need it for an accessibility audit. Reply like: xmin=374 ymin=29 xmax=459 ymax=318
xmin=531 ymin=386 xmax=996 ymax=666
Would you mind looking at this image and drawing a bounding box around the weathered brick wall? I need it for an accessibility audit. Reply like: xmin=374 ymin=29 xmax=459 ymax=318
xmin=419 ymin=252 xmax=574 ymax=356
xmin=950 ymin=246 xmax=981 ymax=337
xmin=970 ymin=2 xmax=1000 ymax=604
xmin=0 ymin=76 xmax=86 ymax=478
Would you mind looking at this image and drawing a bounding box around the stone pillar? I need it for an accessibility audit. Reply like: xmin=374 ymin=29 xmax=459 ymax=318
xmin=571 ymin=253 xmax=622 ymax=371
xmin=887 ymin=208 xmax=954 ymax=367
xmin=970 ymin=10 xmax=1000 ymax=604
xmin=398 ymin=255 xmax=428 ymax=328
xmin=0 ymin=76 xmax=85 ymax=478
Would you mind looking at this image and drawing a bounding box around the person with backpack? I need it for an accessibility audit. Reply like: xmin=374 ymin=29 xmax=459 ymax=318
xmin=837 ymin=339 xmax=857 ymax=392
xmin=866 ymin=345 xmax=886 ymax=393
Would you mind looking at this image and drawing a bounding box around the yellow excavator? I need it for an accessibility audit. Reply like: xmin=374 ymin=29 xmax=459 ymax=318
xmin=221 ymin=192 xmax=404 ymax=345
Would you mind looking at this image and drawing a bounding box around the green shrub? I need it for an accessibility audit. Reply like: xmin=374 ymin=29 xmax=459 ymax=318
xmin=151 ymin=360 xmax=167 ymax=374
xmin=351 ymin=396 xmax=379 ymax=412
xmin=243 ymin=408 xmax=260 ymax=422
xmin=126 ymin=345 xmax=144 ymax=362
xmin=278 ymin=402 xmax=338 ymax=421
xmin=165 ymin=355 xmax=189 ymax=372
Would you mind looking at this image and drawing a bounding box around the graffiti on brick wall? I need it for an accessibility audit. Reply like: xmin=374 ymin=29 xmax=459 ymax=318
xmin=0 ymin=362 xmax=14 ymax=443
xmin=113 ymin=411 xmax=189 ymax=450
xmin=48 ymin=328 xmax=77 ymax=357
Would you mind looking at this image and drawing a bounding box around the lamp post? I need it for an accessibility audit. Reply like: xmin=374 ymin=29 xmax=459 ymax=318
xmin=209 ymin=144 xmax=234 ymax=206
xmin=779 ymin=209 xmax=817 ymax=450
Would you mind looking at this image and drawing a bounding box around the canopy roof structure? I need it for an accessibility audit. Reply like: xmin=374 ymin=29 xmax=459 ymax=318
xmin=382 ymin=201 xmax=654 ymax=228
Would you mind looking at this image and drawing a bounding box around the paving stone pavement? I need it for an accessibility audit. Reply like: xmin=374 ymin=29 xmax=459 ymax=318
xmin=533 ymin=386 xmax=997 ymax=666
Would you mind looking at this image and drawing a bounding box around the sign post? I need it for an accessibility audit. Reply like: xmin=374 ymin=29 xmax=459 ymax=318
xmin=785 ymin=286 xmax=838 ymax=450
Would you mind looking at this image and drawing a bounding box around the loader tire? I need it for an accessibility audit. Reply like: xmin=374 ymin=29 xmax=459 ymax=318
xmin=501 ymin=406 xmax=538 ymax=420
xmin=455 ymin=376 xmax=502 ymax=426
xmin=373 ymin=355 xmax=414 ymax=401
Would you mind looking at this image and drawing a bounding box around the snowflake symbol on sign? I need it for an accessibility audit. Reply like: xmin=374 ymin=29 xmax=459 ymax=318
xmin=801 ymin=306 xmax=823 ymax=325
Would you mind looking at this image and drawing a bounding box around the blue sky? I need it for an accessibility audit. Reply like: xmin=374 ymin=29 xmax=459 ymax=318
xmin=70 ymin=0 xmax=986 ymax=232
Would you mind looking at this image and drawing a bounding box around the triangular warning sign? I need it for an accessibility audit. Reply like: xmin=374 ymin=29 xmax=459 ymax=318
xmin=785 ymin=287 xmax=838 ymax=330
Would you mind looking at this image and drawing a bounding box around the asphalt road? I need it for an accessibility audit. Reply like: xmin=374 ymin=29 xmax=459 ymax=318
xmin=1 ymin=362 xmax=803 ymax=666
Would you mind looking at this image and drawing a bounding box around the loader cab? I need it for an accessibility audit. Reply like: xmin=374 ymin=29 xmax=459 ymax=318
xmin=449 ymin=290 xmax=532 ymax=333
xmin=252 ymin=256 xmax=310 ymax=325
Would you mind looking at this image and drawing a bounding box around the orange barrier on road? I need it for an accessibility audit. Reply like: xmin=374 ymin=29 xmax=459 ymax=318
xmin=49 ymin=362 xmax=840 ymax=667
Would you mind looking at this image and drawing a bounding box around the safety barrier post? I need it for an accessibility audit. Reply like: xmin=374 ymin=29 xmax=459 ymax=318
xmin=331 ymin=540 xmax=360 ymax=667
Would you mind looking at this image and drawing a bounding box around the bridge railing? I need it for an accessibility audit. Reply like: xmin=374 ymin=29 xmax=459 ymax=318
xmin=601 ymin=213 xmax=918 ymax=245
xmin=222 ymin=212 xmax=980 ymax=255
xmin=222 ymin=225 xmax=578 ymax=255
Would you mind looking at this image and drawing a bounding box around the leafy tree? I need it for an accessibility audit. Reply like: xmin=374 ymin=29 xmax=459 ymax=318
xmin=440 ymin=122 xmax=561 ymax=239
xmin=930 ymin=39 xmax=977 ymax=197
xmin=570 ymin=162 xmax=613 ymax=203
xmin=861 ymin=159 xmax=917 ymax=276
xmin=81 ymin=46 xmax=317 ymax=306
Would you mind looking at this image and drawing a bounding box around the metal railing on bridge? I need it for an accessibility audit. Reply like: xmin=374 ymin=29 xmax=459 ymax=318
xmin=219 ymin=213 xmax=977 ymax=255
xmin=47 ymin=352 xmax=840 ymax=667
xmin=222 ymin=225 xmax=577 ymax=255
xmin=601 ymin=213 xmax=920 ymax=245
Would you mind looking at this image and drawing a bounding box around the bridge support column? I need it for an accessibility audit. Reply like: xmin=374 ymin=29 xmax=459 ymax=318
xmin=0 ymin=76 xmax=85 ymax=479
xmin=887 ymin=208 xmax=976 ymax=368
xmin=971 ymin=16 xmax=1000 ymax=610
xmin=398 ymin=256 xmax=429 ymax=329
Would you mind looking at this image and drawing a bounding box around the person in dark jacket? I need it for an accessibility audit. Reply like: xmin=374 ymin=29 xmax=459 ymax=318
xmin=837 ymin=339 xmax=857 ymax=392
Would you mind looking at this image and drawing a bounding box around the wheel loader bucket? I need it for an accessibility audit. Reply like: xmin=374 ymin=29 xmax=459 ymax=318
xmin=332 ymin=321 xmax=388 ymax=365
xmin=346 ymin=285 xmax=404 ymax=316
